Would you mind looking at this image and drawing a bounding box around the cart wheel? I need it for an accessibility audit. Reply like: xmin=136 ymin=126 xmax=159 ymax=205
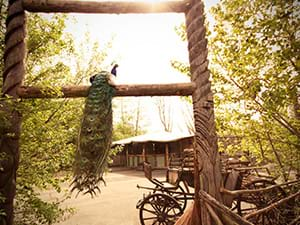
xmin=240 ymin=179 xmax=286 ymax=224
xmin=139 ymin=193 xmax=184 ymax=225
xmin=153 ymin=184 xmax=188 ymax=211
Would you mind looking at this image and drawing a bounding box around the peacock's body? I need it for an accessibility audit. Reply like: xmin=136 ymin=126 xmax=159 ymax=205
xmin=72 ymin=71 xmax=115 ymax=196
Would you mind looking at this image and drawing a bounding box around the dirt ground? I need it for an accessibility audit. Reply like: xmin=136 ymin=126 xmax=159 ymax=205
xmin=42 ymin=168 xmax=166 ymax=225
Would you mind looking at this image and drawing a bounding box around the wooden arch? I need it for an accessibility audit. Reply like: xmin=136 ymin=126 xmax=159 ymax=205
xmin=1 ymin=0 xmax=224 ymax=224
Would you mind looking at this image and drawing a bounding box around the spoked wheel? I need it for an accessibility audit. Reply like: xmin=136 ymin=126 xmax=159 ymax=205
xmin=139 ymin=193 xmax=184 ymax=225
xmin=153 ymin=184 xmax=188 ymax=211
xmin=239 ymin=179 xmax=286 ymax=224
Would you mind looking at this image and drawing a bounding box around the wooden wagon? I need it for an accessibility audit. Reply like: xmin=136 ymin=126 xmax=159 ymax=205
xmin=136 ymin=152 xmax=300 ymax=225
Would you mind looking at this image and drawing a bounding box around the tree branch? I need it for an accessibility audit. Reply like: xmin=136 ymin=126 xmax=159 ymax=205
xmin=214 ymin=53 xmax=300 ymax=138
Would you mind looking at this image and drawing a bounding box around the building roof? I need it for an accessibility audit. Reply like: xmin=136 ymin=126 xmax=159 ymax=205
xmin=112 ymin=131 xmax=194 ymax=146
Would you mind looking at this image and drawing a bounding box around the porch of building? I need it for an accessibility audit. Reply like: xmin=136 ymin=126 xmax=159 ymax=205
xmin=111 ymin=132 xmax=194 ymax=169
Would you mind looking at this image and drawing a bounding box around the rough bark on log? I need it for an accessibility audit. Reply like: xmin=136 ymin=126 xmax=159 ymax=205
xmin=190 ymin=49 xmax=208 ymax=70
xmin=1 ymin=1 xmax=26 ymax=225
xmin=186 ymin=15 xmax=204 ymax=38
xmin=185 ymin=0 xmax=204 ymax=25
xmin=192 ymin=81 xmax=211 ymax=103
xmin=187 ymin=27 xmax=206 ymax=52
xmin=205 ymin=202 xmax=224 ymax=225
xmin=185 ymin=0 xmax=223 ymax=224
xmin=199 ymin=191 xmax=254 ymax=225
xmin=23 ymin=0 xmax=190 ymax=14
xmin=191 ymin=60 xmax=209 ymax=82
xmin=189 ymin=39 xmax=207 ymax=63
xmin=17 ymin=83 xmax=196 ymax=98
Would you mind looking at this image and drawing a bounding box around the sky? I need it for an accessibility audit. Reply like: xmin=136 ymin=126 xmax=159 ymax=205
xmin=66 ymin=13 xmax=189 ymax=84
xmin=64 ymin=0 xmax=220 ymax=133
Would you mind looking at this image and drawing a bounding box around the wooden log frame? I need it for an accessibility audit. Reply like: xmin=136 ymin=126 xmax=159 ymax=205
xmin=199 ymin=191 xmax=253 ymax=225
xmin=185 ymin=0 xmax=223 ymax=224
xmin=23 ymin=0 xmax=191 ymax=14
xmin=17 ymin=82 xmax=196 ymax=98
xmin=1 ymin=0 xmax=225 ymax=225
xmin=0 ymin=0 xmax=26 ymax=224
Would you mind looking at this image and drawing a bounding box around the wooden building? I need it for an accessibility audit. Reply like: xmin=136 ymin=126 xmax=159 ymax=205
xmin=111 ymin=132 xmax=194 ymax=169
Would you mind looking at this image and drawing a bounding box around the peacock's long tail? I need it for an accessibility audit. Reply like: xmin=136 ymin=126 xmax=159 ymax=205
xmin=71 ymin=71 xmax=115 ymax=197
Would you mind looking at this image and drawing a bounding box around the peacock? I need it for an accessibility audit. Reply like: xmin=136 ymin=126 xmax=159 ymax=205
xmin=71 ymin=71 xmax=116 ymax=196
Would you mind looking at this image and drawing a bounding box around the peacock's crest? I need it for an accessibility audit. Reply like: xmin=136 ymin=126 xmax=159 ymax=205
xmin=71 ymin=71 xmax=115 ymax=197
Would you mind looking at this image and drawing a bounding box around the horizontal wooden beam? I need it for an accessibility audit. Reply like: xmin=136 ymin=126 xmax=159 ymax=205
xmin=23 ymin=0 xmax=190 ymax=14
xmin=199 ymin=191 xmax=253 ymax=225
xmin=220 ymin=179 xmax=300 ymax=197
xmin=17 ymin=82 xmax=195 ymax=98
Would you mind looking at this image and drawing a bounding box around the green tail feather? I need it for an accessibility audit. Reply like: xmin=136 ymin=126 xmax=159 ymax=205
xmin=72 ymin=71 xmax=115 ymax=196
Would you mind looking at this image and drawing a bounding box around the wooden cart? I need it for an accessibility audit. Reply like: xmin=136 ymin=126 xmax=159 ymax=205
xmin=136 ymin=154 xmax=300 ymax=225
xmin=136 ymin=161 xmax=194 ymax=225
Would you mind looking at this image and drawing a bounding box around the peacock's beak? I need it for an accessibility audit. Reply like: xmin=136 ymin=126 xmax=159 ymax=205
xmin=107 ymin=74 xmax=116 ymax=87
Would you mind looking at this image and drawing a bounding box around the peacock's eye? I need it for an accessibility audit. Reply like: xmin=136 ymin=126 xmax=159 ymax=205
xmin=89 ymin=117 xmax=95 ymax=122
xmin=89 ymin=135 xmax=94 ymax=139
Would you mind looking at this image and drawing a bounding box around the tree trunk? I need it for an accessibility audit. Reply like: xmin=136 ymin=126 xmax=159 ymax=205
xmin=266 ymin=132 xmax=288 ymax=182
xmin=134 ymin=100 xmax=141 ymax=136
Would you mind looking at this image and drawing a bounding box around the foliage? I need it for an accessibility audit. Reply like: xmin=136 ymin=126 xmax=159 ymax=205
xmin=154 ymin=97 xmax=173 ymax=132
xmin=0 ymin=4 xmax=135 ymax=222
xmin=14 ymin=13 xmax=78 ymax=225
xmin=112 ymin=98 xmax=145 ymax=141
xmin=14 ymin=188 xmax=74 ymax=225
xmin=0 ymin=7 xmax=113 ymax=224
xmin=113 ymin=120 xmax=137 ymax=141
xmin=172 ymin=0 xmax=300 ymax=179
xmin=0 ymin=0 xmax=7 ymax=88
xmin=210 ymin=0 xmax=300 ymax=179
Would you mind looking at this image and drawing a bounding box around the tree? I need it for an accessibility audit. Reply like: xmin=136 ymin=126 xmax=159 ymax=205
xmin=154 ymin=97 xmax=173 ymax=132
xmin=210 ymin=0 xmax=300 ymax=179
xmin=1 ymin=9 xmax=113 ymax=224
xmin=180 ymin=98 xmax=195 ymax=134
xmin=0 ymin=0 xmax=6 ymax=84
xmin=12 ymin=13 xmax=77 ymax=225
xmin=172 ymin=0 xmax=300 ymax=179
xmin=112 ymin=98 xmax=145 ymax=141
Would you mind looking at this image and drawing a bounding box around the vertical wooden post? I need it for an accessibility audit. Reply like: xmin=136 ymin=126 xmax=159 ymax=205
xmin=142 ymin=144 xmax=146 ymax=162
xmin=185 ymin=0 xmax=223 ymax=224
xmin=126 ymin=147 xmax=129 ymax=167
xmin=165 ymin=143 xmax=169 ymax=167
xmin=0 ymin=1 xmax=26 ymax=224
xmin=179 ymin=141 xmax=182 ymax=154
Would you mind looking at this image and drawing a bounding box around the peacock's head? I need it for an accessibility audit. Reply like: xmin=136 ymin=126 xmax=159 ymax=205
xmin=89 ymin=71 xmax=116 ymax=87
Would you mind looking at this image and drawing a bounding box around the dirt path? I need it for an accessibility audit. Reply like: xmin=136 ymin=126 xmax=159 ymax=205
xmin=42 ymin=169 xmax=166 ymax=225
